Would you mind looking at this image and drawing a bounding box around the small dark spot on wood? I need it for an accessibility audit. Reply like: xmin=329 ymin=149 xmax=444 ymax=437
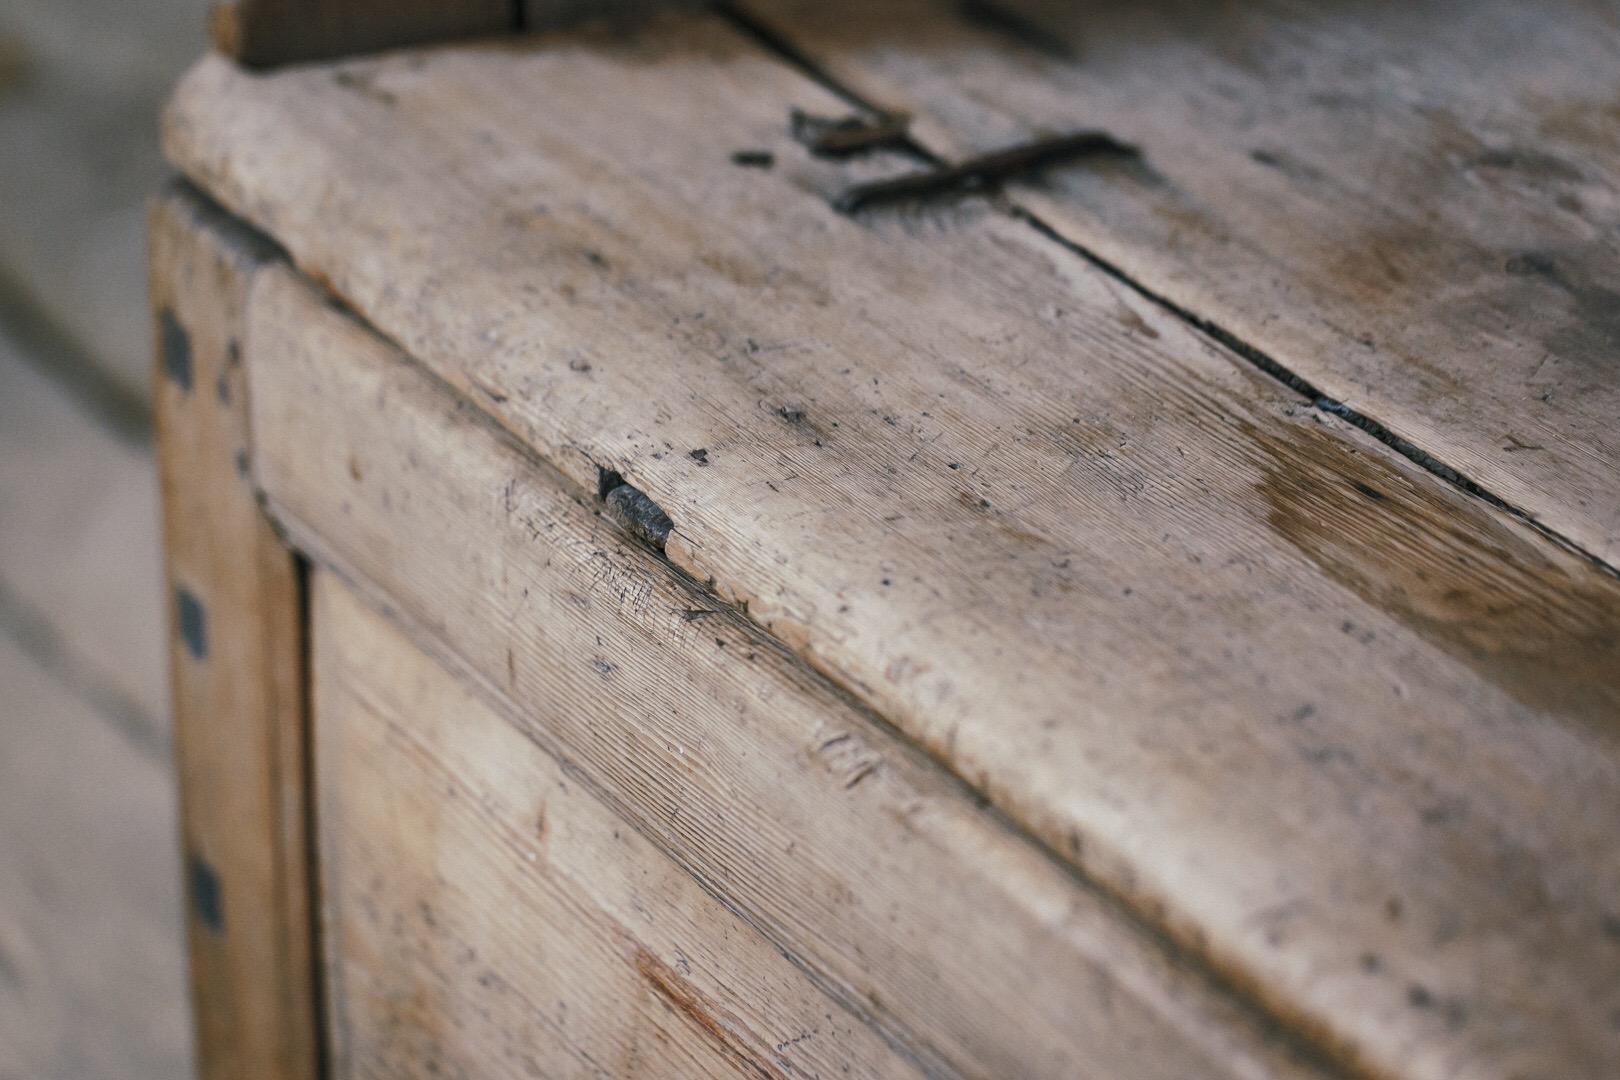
xmin=1601 ymin=913 xmax=1620 ymax=943
xmin=332 ymin=69 xmax=396 ymax=106
xmin=1351 ymin=481 xmax=1385 ymax=501
xmin=188 ymin=853 xmax=224 ymax=933
xmin=730 ymin=149 xmax=774 ymax=169
xmin=584 ymin=250 xmax=609 ymax=270
xmin=689 ymin=448 xmax=709 ymax=466
xmin=776 ymin=404 xmax=807 ymax=424
xmin=234 ymin=449 xmax=250 ymax=478
xmin=679 ymin=609 xmax=717 ymax=622
xmin=176 ymin=586 xmax=207 ymax=660
xmin=1360 ymin=952 xmax=1382 ymax=973
xmin=215 ymin=371 xmax=231 ymax=405
xmin=591 ymin=657 xmax=616 ymax=677
xmin=947 ymin=462 xmax=961 ymax=470
xmin=790 ymin=107 xmax=911 ymax=157
xmin=1407 ymin=984 xmax=1433 ymax=1008
xmin=1505 ymin=252 xmax=1558 ymax=279
xmin=1385 ymin=896 xmax=1403 ymax=922
xmin=160 ymin=309 xmax=192 ymax=391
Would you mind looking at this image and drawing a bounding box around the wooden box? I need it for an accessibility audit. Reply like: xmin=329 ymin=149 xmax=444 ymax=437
xmin=153 ymin=3 xmax=1620 ymax=1078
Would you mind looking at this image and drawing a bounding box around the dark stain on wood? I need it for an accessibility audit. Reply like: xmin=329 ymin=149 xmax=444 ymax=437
xmin=160 ymin=308 xmax=192 ymax=391
xmin=731 ymin=149 xmax=775 ymax=169
xmin=633 ymin=946 xmax=778 ymax=1079
xmin=188 ymin=852 xmax=225 ymax=933
xmin=176 ymin=585 xmax=208 ymax=660
xmin=1251 ymin=416 xmax=1620 ymax=729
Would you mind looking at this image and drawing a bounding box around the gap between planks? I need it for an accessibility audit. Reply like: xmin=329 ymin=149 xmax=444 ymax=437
xmin=718 ymin=0 xmax=1620 ymax=584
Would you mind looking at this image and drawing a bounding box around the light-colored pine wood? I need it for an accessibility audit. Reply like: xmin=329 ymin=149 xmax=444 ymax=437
xmin=150 ymin=186 xmax=316 ymax=1080
xmin=0 ymin=603 xmax=189 ymax=1080
xmin=251 ymin=261 xmax=1327 ymax=1080
xmin=0 ymin=330 xmax=166 ymax=738
xmin=313 ymin=569 xmax=933 ymax=1080
xmin=738 ymin=0 xmax=1620 ymax=566
xmin=165 ymin=19 xmax=1620 ymax=1080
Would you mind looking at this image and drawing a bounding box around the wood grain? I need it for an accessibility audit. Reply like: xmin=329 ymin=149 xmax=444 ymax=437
xmin=150 ymin=185 xmax=316 ymax=1080
xmin=736 ymin=0 xmax=1620 ymax=566
xmin=313 ymin=569 xmax=933 ymax=1080
xmin=164 ymin=20 xmax=1620 ymax=1080
xmin=251 ymin=262 xmax=1330 ymax=1080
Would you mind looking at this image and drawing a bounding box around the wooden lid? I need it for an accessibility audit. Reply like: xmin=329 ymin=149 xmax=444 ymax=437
xmin=165 ymin=4 xmax=1620 ymax=1077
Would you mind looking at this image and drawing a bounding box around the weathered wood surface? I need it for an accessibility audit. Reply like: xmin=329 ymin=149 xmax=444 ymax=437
xmin=150 ymin=187 xmax=317 ymax=1080
xmin=166 ymin=18 xmax=1620 ymax=1080
xmin=0 ymin=633 xmax=190 ymax=1080
xmin=739 ymin=0 xmax=1620 ymax=566
xmin=313 ymin=570 xmax=931 ymax=1080
xmin=0 ymin=0 xmax=200 ymax=405
xmin=252 ymin=261 xmax=1328 ymax=1080
xmin=0 ymin=329 xmax=166 ymax=738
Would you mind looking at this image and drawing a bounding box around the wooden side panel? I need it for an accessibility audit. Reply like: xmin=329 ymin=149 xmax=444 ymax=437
xmin=311 ymin=569 xmax=923 ymax=1080
xmin=150 ymin=186 xmax=317 ymax=1080
xmin=211 ymin=0 xmax=512 ymax=68
xmin=211 ymin=0 xmax=689 ymax=67
xmin=246 ymin=263 xmax=1334 ymax=1080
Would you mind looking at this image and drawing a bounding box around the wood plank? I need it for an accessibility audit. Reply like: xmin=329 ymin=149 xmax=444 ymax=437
xmin=166 ymin=21 xmax=1620 ymax=1080
xmin=150 ymin=186 xmax=317 ymax=1080
xmin=313 ymin=569 xmax=929 ymax=1080
xmin=0 ymin=0 xmax=201 ymax=404
xmin=249 ymin=261 xmax=1328 ymax=1080
xmin=0 ymin=632 xmax=190 ymax=1080
xmin=735 ymin=0 xmax=1620 ymax=566
xmin=212 ymin=0 xmax=512 ymax=68
xmin=0 ymin=332 xmax=166 ymax=739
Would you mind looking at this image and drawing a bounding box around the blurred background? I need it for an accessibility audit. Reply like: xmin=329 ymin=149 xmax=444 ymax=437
xmin=1 ymin=0 xmax=203 ymax=1076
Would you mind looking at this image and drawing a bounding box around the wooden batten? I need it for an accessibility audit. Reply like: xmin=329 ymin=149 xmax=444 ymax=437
xmin=150 ymin=186 xmax=318 ymax=1080
xmin=211 ymin=0 xmax=691 ymax=68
